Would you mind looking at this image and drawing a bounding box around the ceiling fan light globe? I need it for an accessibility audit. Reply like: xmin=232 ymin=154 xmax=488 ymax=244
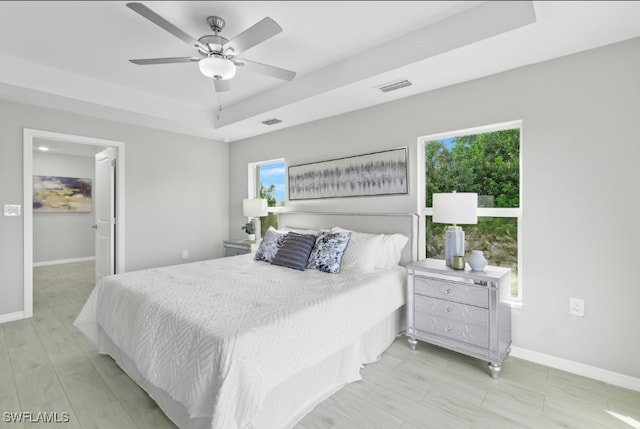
xmin=198 ymin=56 xmax=236 ymax=80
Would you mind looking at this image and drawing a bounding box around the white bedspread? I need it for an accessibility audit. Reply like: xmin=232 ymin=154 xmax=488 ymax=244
xmin=74 ymin=254 xmax=405 ymax=429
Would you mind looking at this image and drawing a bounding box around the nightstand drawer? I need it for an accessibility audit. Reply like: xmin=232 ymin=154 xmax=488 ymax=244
xmin=415 ymin=295 xmax=487 ymax=325
xmin=225 ymin=247 xmax=249 ymax=257
xmin=414 ymin=276 xmax=488 ymax=308
xmin=414 ymin=312 xmax=489 ymax=348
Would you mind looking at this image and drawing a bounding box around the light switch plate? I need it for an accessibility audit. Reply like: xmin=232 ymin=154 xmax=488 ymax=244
xmin=4 ymin=204 xmax=21 ymax=216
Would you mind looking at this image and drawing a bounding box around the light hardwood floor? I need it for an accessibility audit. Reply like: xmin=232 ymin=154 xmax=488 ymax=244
xmin=1 ymin=261 xmax=638 ymax=428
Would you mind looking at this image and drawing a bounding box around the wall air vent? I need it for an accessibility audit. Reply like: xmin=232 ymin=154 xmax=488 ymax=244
xmin=261 ymin=118 xmax=283 ymax=126
xmin=376 ymin=79 xmax=412 ymax=93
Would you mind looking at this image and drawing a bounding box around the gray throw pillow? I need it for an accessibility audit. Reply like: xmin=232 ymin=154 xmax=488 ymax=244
xmin=270 ymin=232 xmax=317 ymax=271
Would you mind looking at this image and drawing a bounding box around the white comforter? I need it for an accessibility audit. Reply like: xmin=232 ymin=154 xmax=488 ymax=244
xmin=74 ymin=254 xmax=405 ymax=429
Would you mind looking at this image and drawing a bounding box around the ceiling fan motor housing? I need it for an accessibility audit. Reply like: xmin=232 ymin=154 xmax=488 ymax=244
xmin=198 ymin=34 xmax=229 ymax=55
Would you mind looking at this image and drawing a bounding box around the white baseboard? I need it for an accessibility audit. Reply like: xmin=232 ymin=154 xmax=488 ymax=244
xmin=33 ymin=256 xmax=95 ymax=267
xmin=0 ymin=311 xmax=26 ymax=324
xmin=510 ymin=346 xmax=640 ymax=392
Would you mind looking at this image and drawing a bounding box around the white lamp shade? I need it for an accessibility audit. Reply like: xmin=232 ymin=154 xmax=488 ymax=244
xmin=432 ymin=192 xmax=478 ymax=224
xmin=243 ymin=198 xmax=268 ymax=217
xmin=199 ymin=56 xmax=237 ymax=80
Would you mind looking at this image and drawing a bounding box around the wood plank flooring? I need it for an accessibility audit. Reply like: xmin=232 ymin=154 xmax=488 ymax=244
xmin=1 ymin=261 xmax=638 ymax=428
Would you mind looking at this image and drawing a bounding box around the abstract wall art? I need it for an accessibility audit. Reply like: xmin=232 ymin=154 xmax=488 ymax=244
xmin=289 ymin=147 xmax=408 ymax=200
xmin=33 ymin=176 xmax=92 ymax=212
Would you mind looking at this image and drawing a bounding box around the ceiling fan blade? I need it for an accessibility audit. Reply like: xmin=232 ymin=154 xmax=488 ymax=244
xmin=214 ymin=80 xmax=231 ymax=92
xmin=238 ymin=59 xmax=296 ymax=81
xmin=129 ymin=57 xmax=200 ymax=65
xmin=224 ymin=17 xmax=282 ymax=56
xmin=127 ymin=2 xmax=207 ymax=52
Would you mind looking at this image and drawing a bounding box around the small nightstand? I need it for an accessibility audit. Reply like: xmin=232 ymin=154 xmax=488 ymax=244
xmin=406 ymin=258 xmax=512 ymax=378
xmin=223 ymin=239 xmax=260 ymax=257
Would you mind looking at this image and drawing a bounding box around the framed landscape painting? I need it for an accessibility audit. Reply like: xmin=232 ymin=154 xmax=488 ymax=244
xmin=33 ymin=176 xmax=92 ymax=213
xmin=289 ymin=147 xmax=408 ymax=200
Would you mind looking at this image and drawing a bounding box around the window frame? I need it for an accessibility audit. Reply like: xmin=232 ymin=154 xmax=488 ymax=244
xmin=248 ymin=158 xmax=287 ymax=213
xmin=416 ymin=120 xmax=523 ymax=306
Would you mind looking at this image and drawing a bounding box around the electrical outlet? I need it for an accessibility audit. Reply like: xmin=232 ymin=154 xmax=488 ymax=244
xmin=569 ymin=298 xmax=585 ymax=317
xmin=182 ymin=250 xmax=189 ymax=259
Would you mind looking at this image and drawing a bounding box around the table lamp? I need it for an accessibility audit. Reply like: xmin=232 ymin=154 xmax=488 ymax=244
xmin=432 ymin=192 xmax=477 ymax=269
xmin=243 ymin=198 xmax=268 ymax=240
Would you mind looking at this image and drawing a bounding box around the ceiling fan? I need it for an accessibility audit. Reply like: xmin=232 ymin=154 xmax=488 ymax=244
xmin=126 ymin=2 xmax=296 ymax=93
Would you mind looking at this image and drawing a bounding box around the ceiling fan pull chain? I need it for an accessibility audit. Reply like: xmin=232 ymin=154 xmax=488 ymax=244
xmin=217 ymin=88 xmax=223 ymax=120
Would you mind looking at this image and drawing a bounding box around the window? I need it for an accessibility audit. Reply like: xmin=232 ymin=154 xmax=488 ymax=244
xmin=419 ymin=121 xmax=522 ymax=302
xmin=248 ymin=158 xmax=286 ymax=234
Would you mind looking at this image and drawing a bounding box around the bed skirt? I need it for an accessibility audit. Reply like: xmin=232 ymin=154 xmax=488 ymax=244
xmin=97 ymin=305 xmax=406 ymax=429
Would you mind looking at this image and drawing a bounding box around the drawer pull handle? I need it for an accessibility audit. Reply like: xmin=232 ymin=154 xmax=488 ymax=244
xmin=444 ymin=288 xmax=452 ymax=294
xmin=445 ymin=326 xmax=453 ymax=332
xmin=445 ymin=307 xmax=453 ymax=313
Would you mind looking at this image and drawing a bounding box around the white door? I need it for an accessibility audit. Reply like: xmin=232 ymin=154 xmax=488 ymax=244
xmin=95 ymin=147 xmax=116 ymax=284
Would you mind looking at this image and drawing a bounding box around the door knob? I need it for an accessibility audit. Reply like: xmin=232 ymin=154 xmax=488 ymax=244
xmin=91 ymin=224 xmax=98 ymax=229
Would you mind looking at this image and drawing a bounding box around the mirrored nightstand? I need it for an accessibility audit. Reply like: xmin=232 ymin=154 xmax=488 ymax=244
xmin=223 ymin=239 xmax=260 ymax=257
xmin=406 ymin=258 xmax=512 ymax=378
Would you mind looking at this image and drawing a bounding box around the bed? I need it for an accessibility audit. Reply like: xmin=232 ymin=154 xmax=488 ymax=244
xmin=74 ymin=212 xmax=418 ymax=429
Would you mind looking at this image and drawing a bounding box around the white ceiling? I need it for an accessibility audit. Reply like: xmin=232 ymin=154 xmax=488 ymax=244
xmin=1 ymin=1 xmax=639 ymax=143
xmin=33 ymin=138 xmax=107 ymax=158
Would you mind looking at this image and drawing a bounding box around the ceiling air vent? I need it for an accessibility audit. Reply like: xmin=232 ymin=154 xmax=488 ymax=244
xmin=376 ymin=79 xmax=412 ymax=93
xmin=261 ymin=118 xmax=282 ymax=126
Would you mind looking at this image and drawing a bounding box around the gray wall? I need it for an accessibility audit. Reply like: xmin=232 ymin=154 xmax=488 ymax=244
xmin=32 ymin=151 xmax=95 ymax=263
xmin=0 ymin=100 xmax=229 ymax=316
xmin=229 ymin=38 xmax=640 ymax=378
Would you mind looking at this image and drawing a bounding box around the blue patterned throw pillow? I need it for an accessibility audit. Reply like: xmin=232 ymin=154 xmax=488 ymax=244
xmin=271 ymin=232 xmax=317 ymax=271
xmin=254 ymin=228 xmax=286 ymax=263
xmin=307 ymin=232 xmax=351 ymax=274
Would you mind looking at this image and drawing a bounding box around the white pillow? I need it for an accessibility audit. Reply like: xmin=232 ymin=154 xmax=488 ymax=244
xmin=332 ymin=227 xmax=408 ymax=269
xmin=378 ymin=233 xmax=409 ymax=268
xmin=331 ymin=227 xmax=382 ymax=273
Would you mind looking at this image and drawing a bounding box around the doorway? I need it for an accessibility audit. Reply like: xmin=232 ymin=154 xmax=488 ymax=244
xmin=23 ymin=129 xmax=125 ymax=319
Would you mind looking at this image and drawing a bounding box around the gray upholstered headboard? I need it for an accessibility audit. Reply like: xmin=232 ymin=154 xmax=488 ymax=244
xmin=277 ymin=212 xmax=418 ymax=266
